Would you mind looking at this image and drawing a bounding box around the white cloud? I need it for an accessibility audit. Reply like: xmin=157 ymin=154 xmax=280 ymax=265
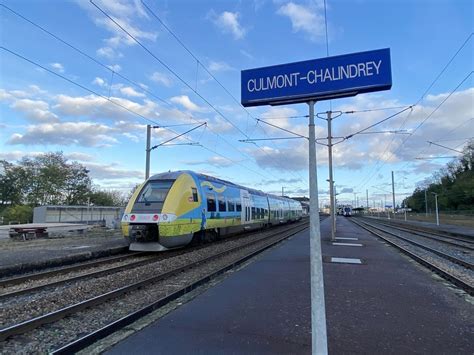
xmin=0 ymin=150 xmax=44 ymax=161
xmin=96 ymin=46 xmax=123 ymax=59
xmin=122 ymin=132 xmax=140 ymax=142
xmin=240 ymin=49 xmax=254 ymax=60
xmin=7 ymin=122 xmax=118 ymax=147
xmin=107 ymin=64 xmax=122 ymax=72
xmin=170 ymin=95 xmax=204 ymax=112
xmin=211 ymin=11 xmax=246 ymax=39
xmin=10 ymin=99 xmax=59 ymax=122
xmin=120 ymin=86 xmax=145 ymax=97
xmin=208 ymin=60 xmax=234 ymax=72
xmin=65 ymin=152 xmax=96 ymax=161
xmin=184 ymin=156 xmax=234 ymax=168
xmin=50 ymin=62 xmax=65 ymax=73
xmin=207 ymin=116 xmax=235 ymax=134
xmin=92 ymin=77 xmax=107 ymax=87
xmin=85 ymin=161 xmax=144 ymax=179
xmin=77 ymin=0 xmax=157 ymax=48
xmin=53 ymin=94 xmax=159 ymax=120
xmin=150 ymin=72 xmax=172 ymax=87
xmin=277 ymin=2 xmax=325 ymax=42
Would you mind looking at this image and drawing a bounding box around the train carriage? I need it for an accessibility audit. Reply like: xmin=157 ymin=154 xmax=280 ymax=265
xmin=121 ymin=171 xmax=302 ymax=251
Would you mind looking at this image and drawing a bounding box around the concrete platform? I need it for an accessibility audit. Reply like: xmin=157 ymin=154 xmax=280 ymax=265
xmin=106 ymin=217 xmax=473 ymax=354
xmin=0 ymin=226 xmax=128 ymax=277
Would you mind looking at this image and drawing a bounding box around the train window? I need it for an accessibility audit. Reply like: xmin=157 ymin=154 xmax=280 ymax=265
xmin=236 ymin=201 xmax=242 ymax=212
xmin=228 ymin=198 xmax=235 ymax=212
xmin=191 ymin=188 xmax=198 ymax=202
xmin=138 ymin=180 xmax=174 ymax=203
xmin=256 ymin=208 xmax=260 ymax=219
xmin=207 ymin=193 xmax=216 ymax=212
xmin=251 ymin=207 xmax=255 ymax=218
xmin=218 ymin=195 xmax=226 ymax=212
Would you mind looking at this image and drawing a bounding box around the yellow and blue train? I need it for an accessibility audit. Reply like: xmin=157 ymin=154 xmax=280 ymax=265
xmin=121 ymin=170 xmax=303 ymax=251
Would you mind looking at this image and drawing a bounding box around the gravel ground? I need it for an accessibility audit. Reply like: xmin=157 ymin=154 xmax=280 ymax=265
xmin=0 ymin=223 xmax=308 ymax=353
xmin=367 ymin=219 xmax=474 ymax=249
xmin=358 ymin=221 xmax=473 ymax=287
xmin=361 ymin=220 xmax=474 ymax=265
xmin=0 ymin=254 xmax=159 ymax=297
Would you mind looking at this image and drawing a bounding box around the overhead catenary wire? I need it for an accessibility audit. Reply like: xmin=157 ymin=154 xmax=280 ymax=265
xmin=140 ymin=0 xmax=309 ymax=184
xmin=1 ymin=4 xmax=289 ymax=183
xmin=1 ymin=46 xmax=279 ymax=182
xmin=414 ymin=32 xmax=473 ymax=106
xmin=92 ymin=0 xmax=308 ymax=185
xmin=90 ymin=0 xmax=248 ymax=139
xmin=344 ymin=106 xmax=414 ymax=139
xmin=354 ymin=32 xmax=473 ymax=191
xmin=0 ymin=4 xmax=170 ymax=108
xmin=0 ymin=47 xmax=163 ymax=127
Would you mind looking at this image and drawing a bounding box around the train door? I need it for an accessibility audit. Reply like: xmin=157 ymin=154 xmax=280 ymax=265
xmin=240 ymin=190 xmax=251 ymax=224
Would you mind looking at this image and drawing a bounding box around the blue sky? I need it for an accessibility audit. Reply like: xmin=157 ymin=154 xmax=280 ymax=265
xmin=0 ymin=0 xmax=473 ymax=208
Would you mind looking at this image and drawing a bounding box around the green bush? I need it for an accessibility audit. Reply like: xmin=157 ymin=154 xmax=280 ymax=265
xmin=1 ymin=205 xmax=33 ymax=224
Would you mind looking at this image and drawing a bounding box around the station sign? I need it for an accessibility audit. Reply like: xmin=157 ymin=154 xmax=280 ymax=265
xmin=241 ymin=48 xmax=392 ymax=107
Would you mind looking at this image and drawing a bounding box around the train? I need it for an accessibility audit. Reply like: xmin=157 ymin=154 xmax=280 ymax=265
xmin=342 ymin=206 xmax=352 ymax=217
xmin=336 ymin=205 xmax=352 ymax=217
xmin=121 ymin=170 xmax=303 ymax=251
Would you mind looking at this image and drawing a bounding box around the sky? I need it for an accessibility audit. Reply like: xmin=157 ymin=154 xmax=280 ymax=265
xmin=0 ymin=0 xmax=473 ymax=208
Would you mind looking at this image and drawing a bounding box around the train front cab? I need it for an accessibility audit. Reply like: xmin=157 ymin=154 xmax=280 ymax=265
xmin=122 ymin=172 xmax=202 ymax=251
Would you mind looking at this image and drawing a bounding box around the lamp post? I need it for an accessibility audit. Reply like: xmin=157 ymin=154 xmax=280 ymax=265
xmin=431 ymin=192 xmax=439 ymax=226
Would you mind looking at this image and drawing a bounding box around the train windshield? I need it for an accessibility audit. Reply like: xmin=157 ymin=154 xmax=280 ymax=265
xmin=138 ymin=180 xmax=174 ymax=203
xmin=344 ymin=207 xmax=351 ymax=212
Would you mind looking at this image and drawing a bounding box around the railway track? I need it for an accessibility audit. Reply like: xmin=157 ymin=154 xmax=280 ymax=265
xmin=0 ymin=252 xmax=145 ymax=288
xmin=0 ymin=222 xmax=307 ymax=300
xmin=351 ymin=218 xmax=473 ymax=295
xmin=0 ymin=220 xmax=310 ymax=353
xmin=360 ymin=217 xmax=474 ymax=247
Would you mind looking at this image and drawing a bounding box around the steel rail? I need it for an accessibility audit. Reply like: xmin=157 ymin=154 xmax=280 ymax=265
xmin=360 ymin=216 xmax=474 ymax=243
xmin=0 ymin=221 xmax=309 ymax=342
xmin=359 ymin=217 xmax=474 ymax=250
xmin=0 ymin=220 xmax=308 ymax=299
xmin=355 ymin=219 xmax=473 ymax=269
xmin=51 ymin=221 xmax=310 ymax=354
xmin=0 ymin=255 xmax=161 ymax=300
xmin=351 ymin=219 xmax=473 ymax=295
xmin=0 ymin=252 xmax=144 ymax=287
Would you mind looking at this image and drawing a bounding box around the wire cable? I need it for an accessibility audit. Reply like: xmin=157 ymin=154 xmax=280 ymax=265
xmin=1 ymin=4 xmax=288 ymax=182
xmin=90 ymin=0 xmax=248 ymax=139
xmin=94 ymin=0 xmax=308 ymax=184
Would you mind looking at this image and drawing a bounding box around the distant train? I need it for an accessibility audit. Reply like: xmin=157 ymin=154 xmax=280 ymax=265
xmin=121 ymin=171 xmax=303 ymax=251
xmin=343 ymin=206 xmax=352 ymax=217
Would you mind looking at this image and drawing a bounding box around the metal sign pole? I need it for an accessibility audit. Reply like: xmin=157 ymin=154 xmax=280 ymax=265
xmin=308 ymin=100 xmax=328 ymax=355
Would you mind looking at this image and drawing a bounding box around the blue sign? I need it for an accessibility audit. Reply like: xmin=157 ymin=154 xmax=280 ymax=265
xmin=241 ymin=48 xmax=392 ymax=107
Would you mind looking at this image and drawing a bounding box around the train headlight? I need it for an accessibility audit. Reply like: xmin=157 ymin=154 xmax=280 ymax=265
xmin=130 ymin=214 xmax=136 ymax=221
xmin=153 ymin=214 xmax=159 ymax=221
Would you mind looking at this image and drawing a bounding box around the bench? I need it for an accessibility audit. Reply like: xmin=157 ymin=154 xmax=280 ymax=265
xmin=9 ymin=227 xmax=48 ymax=240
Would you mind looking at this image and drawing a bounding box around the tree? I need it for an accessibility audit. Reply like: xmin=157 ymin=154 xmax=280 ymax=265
xmin=0 ymin=160 xmax=27 ymax=206
xmin=403 ymin=140 xmax=473 ymax=211
xmin=89 ymin=189 xmax=127 ymax=206
xmin=2 ymin=205 xmax=33 ymax=224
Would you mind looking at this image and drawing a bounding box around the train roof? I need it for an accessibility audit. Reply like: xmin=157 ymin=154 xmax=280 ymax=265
xmin=149 ymin=170 xmax=299 ymax=203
